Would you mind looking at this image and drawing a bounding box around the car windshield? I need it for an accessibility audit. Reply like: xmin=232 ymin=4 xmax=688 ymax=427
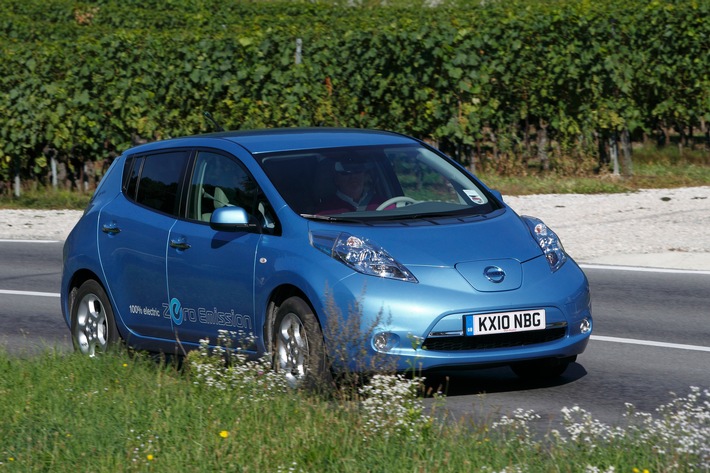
xmin=257 ymin=144 xmax=500 ymax=220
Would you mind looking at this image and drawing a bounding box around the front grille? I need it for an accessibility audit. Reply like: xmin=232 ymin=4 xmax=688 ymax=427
xmin=421 ymin=327 xmax=566 ymax=351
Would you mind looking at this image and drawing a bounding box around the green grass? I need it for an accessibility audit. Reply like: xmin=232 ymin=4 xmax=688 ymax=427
xmin=480 ymin=143 xmax=710 ymax=195
xmin=480 ymin=162 xmax=710 ymax=196
xmin=477 ymin=146 xmax=710 ymax=196
xmin=0 ymin=349 xmax=706 ymax=472
xmin=0 ymin=189 xmax=92 ymax=210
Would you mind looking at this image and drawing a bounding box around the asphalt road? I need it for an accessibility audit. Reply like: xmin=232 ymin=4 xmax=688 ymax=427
xmin=1 ymin=240 xmax=708 ymax=431
xmin=0 ymin=240 xmax=70 ymax=354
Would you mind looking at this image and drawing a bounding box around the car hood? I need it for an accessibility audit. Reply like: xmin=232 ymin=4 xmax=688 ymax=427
xmin=308 ymin=208 xmax=543 ymax=268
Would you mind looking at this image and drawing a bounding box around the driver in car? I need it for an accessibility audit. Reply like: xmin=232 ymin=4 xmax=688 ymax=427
xmin=318 ymin=159 xmax=385 ymax=214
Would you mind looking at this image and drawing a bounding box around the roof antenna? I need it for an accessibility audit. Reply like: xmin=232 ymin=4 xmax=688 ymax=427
xmin=204 ymin=111 xmax=225 ymax=132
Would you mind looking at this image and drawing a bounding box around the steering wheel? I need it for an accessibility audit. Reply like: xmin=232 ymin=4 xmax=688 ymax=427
xmin=376 ymin=196 xmax=418 ymax=211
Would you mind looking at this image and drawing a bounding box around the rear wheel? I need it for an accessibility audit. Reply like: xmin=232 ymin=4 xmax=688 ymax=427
xmin=70 ymin=280 xmax=120 ymax=356
xmin=273 ymin=296 xmax=330 ymax=388
xmin=510 ymin=356 xmax=575 ymax=380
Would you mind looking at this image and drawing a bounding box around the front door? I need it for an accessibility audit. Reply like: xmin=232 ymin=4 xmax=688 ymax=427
xmin=166 ymin=150 xmax=261 ymax=350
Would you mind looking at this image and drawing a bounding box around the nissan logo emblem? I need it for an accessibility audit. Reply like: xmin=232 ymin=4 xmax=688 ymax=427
xmin=483 ymin=265 xmax=506 ymax=283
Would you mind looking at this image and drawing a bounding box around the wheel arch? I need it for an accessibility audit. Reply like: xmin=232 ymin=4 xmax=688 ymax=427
xmin=263 ymin=284 xmax=320 ymax=355
xmin=64 ymin=269 xmax=100 ymax=316
xmin=64 ymin=269 xmax=125 ymax=339
xmin=68 ymin=268 xmax=104 ymax=292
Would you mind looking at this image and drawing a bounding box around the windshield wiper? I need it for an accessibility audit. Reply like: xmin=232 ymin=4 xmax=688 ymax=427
xmin=300 ymin=214 xmax=372 ymax=225
xmin=385 ymin=211 xmax=488 ymax=223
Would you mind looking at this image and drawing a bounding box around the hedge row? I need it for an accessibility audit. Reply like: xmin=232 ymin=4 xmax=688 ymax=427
xmin=1 ymin=0 xmax=709 ymax=187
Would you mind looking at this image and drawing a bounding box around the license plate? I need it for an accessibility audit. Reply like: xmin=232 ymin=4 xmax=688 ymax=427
xmin=465 ymin=309 xmax=546 ymax=336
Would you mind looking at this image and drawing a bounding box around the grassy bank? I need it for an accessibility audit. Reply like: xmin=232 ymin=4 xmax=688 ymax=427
xmin=0 ymin=189 xmax=93 ymax=210
xmin=481 ymin=162 xmax=710 ymax=196
xmin=1 ymin=348 xmax=707 ymax=472
xmin=480 ymin=146 xmax=710 ymax=195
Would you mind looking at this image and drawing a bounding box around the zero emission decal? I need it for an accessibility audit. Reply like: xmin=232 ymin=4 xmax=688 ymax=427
xmin=169 ymin=298 xmax=183 ymax=325
xmin=128 ymin=299 xmax=252 ymax=330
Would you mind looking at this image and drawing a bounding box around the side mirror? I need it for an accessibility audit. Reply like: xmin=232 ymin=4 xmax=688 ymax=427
xmin=210 ymin=206 xmax=258 ymax=232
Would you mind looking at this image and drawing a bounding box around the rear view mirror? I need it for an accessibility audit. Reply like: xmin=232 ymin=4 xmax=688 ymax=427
xmin=210 ymin=206 xmax=257 ymax=232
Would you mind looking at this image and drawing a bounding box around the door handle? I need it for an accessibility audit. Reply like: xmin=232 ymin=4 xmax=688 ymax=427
xmin=169 ymin=239 xmax=191 ymax=251
xmin=101 ymin=222 xmax=121 ymax=235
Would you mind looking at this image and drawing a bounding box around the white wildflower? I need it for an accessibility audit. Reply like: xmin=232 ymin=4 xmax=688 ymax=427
xmin=358 ymin=374 xmax=432 ymax=440
xmin=187 ymin=331 xmax=290 ymax=399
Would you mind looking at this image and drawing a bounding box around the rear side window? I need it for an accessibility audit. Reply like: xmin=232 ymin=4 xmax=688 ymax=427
xmin=123 ymin=151 xmax=190 ymax=216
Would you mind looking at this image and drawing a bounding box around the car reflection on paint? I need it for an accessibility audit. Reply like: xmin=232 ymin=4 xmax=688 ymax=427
xmin=61 ymin=128 xmax=592 ymax=385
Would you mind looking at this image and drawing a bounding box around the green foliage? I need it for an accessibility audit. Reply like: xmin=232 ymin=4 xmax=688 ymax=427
xmin=0 ymin=350 xmax=707 ymax=471
xmin=1 ymin=0 xmax=709 ymax=188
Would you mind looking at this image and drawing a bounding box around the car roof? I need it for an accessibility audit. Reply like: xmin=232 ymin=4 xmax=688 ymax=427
xmin=127 ymin=128 xmax=419 ymax=156
xmin=219 ymin=127 xmax=418 ymax=154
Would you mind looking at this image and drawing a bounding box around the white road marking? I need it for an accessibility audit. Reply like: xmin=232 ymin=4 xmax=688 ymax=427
xmin=0 ymin=239 xmax=60 ymax=244
xmin=0 ymin=289 xmax=60 ymax=298
xmin=591 ymin=335 xmax=710 ymax=353
xmin=579 ymin=263 xmax=710 ymax=276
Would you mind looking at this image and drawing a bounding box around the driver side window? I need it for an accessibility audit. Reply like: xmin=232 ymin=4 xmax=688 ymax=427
xmin=187 ymin=151 xmax=278 ymax=233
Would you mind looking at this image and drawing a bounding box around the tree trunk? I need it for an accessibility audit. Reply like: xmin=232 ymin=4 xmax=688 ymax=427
xmin=609 ymin=133 xmax=620 ymax=176
xmin=595 ymin=130 xmax=608 ymax=169
xmin=676 ymin=124 xmax=686 ymax=156
xmin=13 ymin=157 xmax=21 ymax=197
xmin=663 ymin=126 xmax=671 ymax=146
xmin=51 ymin=156 xmax=58 ymax=188
xmin=489 ymin=130 xmax=499 ymax=164
xmin=523 ymin=118 xmax=532 ymax=161
xmin=538 ymin=119 xmax=549 ymax=171
xmin=621 ymin=128 xmax=633 ymax=177
xmin=687 ymin=125 xmax=693 ymax=150
xmin=465 ymin=145 xmax=477 ymax=174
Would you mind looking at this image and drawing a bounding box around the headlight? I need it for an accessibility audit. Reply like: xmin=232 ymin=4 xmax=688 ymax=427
xmin=310 ymin=231 xmax=418 ymax=283
xmin=522 ymin=216 xmax=568 ymax=272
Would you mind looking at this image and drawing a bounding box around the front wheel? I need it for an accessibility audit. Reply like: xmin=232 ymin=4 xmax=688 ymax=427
xmin=510 ymin=356 xmax=576 ymax=380
xmin=70 ymin=280 xmax=120 ymax=356
xmin=273 ymin=296 xmax=330 ymax=388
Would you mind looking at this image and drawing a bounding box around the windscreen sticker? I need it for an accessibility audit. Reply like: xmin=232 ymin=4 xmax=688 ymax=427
xmin=464 ymin=189 xmax=486 ymax=205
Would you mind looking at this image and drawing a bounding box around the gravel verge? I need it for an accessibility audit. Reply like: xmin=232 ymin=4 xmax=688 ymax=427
xmin=1 ymin=186 xmax=709 ymax=269
xmin=503 ymin=186 xmax=710 ymax=264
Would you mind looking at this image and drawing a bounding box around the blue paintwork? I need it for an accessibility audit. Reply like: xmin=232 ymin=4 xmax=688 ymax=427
xmin=61 ymin=128 xmax=591 ymax=373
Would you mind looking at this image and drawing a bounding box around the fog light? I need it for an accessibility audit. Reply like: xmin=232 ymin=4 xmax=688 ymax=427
xmin=580 ymin=318 xmax=591 ymax=334
xmin=373 ymin=332 xmax=399 ymax=352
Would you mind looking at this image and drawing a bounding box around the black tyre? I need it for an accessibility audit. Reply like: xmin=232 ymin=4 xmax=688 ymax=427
xmin=70 ymin=280 xmax=120 ymax=356
xmin=273 ymin=296 xmax=330 ymax=388
xmin=510 ymin=356 xmax=575 ymax=380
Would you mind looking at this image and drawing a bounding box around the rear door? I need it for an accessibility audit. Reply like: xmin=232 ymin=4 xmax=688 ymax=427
xmin=97 ymin=149 xmax=190 ymax=341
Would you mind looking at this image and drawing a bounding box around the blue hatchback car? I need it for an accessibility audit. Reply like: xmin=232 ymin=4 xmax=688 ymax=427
xmin=61 ymin=128 xmax=591 ymax=384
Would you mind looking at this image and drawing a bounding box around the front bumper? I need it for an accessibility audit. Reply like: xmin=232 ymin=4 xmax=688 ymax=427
xmin=323 ymin=255 xmax=592 ymax=373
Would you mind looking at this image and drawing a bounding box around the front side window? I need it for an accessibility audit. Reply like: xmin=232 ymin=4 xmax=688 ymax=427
xmin=186 ymin=150 xmax=278 ymax=232
xmin=123 ymin=151 xmax=190 ymax=216
xmin=258 ymin=144 xmax=500 ymax=220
